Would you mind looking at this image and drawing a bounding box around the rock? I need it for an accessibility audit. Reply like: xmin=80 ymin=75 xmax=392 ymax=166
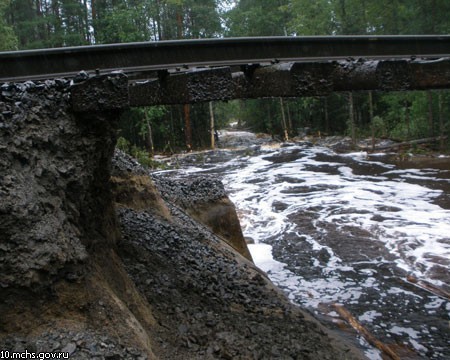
xmin=61 ymin=342 xmax=77 ymax=355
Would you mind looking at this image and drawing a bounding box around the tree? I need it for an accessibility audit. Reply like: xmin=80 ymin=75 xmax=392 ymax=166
xmin=6 ymin=0 xmax=91 ymax=49
xmin=0 ymin=0 xmax=18 ymax=50
xmin=225 ymin=0 xmax=290 ymax=36
xmin=287 ymin=0 xmax=334 ymax=35
xmin=183 ymin=0 xmax=222 ymax=38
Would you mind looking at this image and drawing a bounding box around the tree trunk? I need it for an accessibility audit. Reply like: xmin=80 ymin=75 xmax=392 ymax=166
xmin=368 ymin=91 xmax=375 ymax=151
xmin=428 ymin=90 xmax=434 ymax=137
xmin=357 ymin=110 xmax=362 ymax=136
xmin=405 ymin=101 xmax=411 ymax=140
xmin=50 ymin=0 xmax=62 ymax=46
xmin=169 ymin=107 xmax=175 ymax=149
xmin=176 ymin=6 xmax=183 ymax=39
xmin=91 ymin=0 xmax=97 ymax=42
xmin=238 ymin=100 xmax=243 ymax=128
xmin=156 ymin=0 xmax=162 ymax=40
xmin=267 ymin=102 xmax=273 ymax=137
xmin=348 ymin=92 xmax=356 ymax=147
xmin=145 ymin=113 xmax=154 ymax=158
xmin=332 ymin=304 xmax=401 ymax=360
xmin=361 ymin=0 xmax=367 ymax=32
xmin=391 ymin=0 xmax=400 ymax=34
xmin=438 ymin=92 xmax=445 ymax=151
xmin=152 ymin=18 xmax=158 ymax=41
xmin=430 ymin=0 xmax=437 ymax=33
xmin=359 ymin=136 xmax=447 ymax=151
xmin=184 ymin=104 xmax=192 ymax=151
xmin=83 ymin=0 xmax=90 ymax=44
xmin=34 ymin=0 xmax=45 ymax=44
xmin=209 ymin=101 xmax=215 ymax=149
xmin=286 ymin=100 xmax=293 ymax=135
xmin=324 ymin=97 xmax=330 ymax=135
xmin=339 ymin=0 xmax=347 ymax=33
xmin=279 ymin=98 xmax=289 ymax=141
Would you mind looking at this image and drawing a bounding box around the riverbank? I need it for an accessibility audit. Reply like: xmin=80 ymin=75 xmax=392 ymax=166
xmin=114 ymin=150 xmax=366 ymax=359
xmin=150 ymin=131 xmax=450 ymax=359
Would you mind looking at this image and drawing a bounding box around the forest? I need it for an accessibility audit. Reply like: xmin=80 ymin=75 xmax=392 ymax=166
xmin=2 ymin=0 xmax=450 ymax=156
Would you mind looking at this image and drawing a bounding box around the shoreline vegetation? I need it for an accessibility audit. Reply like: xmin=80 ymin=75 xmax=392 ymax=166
xmin=123 ymin=131 xmax=450 ymax=172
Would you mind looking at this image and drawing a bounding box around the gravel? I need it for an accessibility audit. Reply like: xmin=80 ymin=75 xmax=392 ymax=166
xmin=1 ymin=79 xmax=364 ymax=360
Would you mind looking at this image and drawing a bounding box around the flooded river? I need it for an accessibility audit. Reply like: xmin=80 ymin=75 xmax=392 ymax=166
xmin=156 ymin=132 xmax=450 ymax=359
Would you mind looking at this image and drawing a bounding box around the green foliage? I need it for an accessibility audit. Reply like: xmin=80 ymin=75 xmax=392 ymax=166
xmin=95 ymin=6 xmax=146 ymax=43
xmin=182 ymin=0 xmax=223 ymax=38
xmin=0 ymin=0 xmax=17 ymax=50
xmin=226 ymin=0 xmax=449 ymax=37
xmin=213 ymin=100 xmax=240 ymax=128
xmin=5 ymin=0 xmax=450 ymax=47
xmin=131 ymin=146 xmax=168 ymax=169
xmin=116 ymin=137 xmax=169 ymax=169
xmin=116 ymin=136 xmax=131 ymax=153
xmin=287 ymin=0 xmax=334 ymax=35
xmin=225 ymin=0 xmax=290 ymax=36
xmin=6 ymin=0 xmax=91 ymax=49
xmin=119 ymin=106 xmax=168 ymax=152
xmin=5 ymin=0 xmax=224 ymax=49
xmin=139 ymin=106 xmax=167 ymax=139
xmin=372 ymin=116 xmax=386 ymax=138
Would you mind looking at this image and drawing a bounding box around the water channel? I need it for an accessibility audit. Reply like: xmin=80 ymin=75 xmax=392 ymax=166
xmin=155 ymin=131 xmax=450 ymax=359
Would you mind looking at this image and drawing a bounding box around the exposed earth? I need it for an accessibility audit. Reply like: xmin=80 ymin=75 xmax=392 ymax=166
xmin=0 ymin=78 xmax=365 ymax=359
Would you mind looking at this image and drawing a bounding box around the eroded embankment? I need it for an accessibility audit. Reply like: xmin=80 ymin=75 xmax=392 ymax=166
xmin=0 ymin=77 xmax=364 ymax=359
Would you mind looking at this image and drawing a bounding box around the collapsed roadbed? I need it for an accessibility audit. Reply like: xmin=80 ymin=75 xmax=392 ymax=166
xmin=0 ymin=75 xmax=363 ymax=359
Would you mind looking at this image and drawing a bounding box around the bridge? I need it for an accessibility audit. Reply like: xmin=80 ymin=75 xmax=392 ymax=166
xmin=1 ymin=36 xmax=450 ymax=111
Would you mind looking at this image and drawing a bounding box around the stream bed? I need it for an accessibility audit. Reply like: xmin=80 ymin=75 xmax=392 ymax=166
xmin=154 ymin=132 xmax=450 ymax=359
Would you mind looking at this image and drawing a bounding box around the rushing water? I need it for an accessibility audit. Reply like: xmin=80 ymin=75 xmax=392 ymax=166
xmin=156 ymin=133 xmax=450 ymax=359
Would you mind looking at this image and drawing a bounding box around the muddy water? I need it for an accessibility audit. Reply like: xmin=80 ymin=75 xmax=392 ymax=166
xmin=157 ymin=136 xmax=450 ymax=359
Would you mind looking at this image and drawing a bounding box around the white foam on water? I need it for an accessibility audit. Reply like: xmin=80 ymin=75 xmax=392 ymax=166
xmin=218 ymin=146 xmax=448 ymax=301
xmin=169 ymin=141 xmax=450 ymax=358
xmin=359 ymin=310 xmax=383 ymax=322
xmin=220 ymin=144 xmax=450 ymax=355
xmin=247 ymin=244 xmax=287 ymax=274
xmin=255 ymin=147 xmax=447 ymax=284
xmin=389 ymin=326 xmax=429 ymax=353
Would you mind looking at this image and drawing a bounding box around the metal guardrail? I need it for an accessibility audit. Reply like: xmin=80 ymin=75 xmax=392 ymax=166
xmin=1 ymin=36 xmax=450 ymax=82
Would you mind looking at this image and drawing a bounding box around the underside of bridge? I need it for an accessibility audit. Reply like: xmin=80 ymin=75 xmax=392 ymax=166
xmin=69 ymin=57 xmax=450 ymax=112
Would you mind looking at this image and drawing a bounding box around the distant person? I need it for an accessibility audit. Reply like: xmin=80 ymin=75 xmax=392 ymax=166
xmin=214 ymin=130 xmax=220 ymax=143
